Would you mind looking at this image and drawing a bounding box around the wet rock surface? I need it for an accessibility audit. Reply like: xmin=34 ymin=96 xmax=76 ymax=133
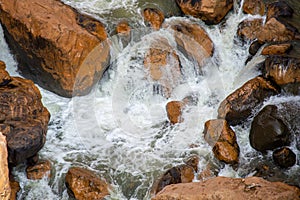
xmin=143 ymin=8 xmax=165 ymax=30
xmin=218 ymin=76 xmax=280 ymax=125
xmin=0 ymin=0 xmax=110 ymax=97
xmin=0 ymin=62 xmax=50 ymax=165
xmin=175 ymin=0 xmax=233 ymax=25
xmin=152 ymin=176 xmax=300 ymax=200
xmin=9 ymin=179 xmax=20 ymax=200
xmin=204 ymin=119 xmax=239 ymax=164
xmin=0 ymin=132 xmax=10 ymax=200
xmin=26 ymin=160 xmax=52 ymax=180
xmin=166 ymin=101 xmax=185 ymax=124
xmin=273 ymin=147 xmax=296 ymax=168
xmin=65 ymin=167 xmax=110 ymax=200
xmin=243 ymin=0 xmax=265 ymax=15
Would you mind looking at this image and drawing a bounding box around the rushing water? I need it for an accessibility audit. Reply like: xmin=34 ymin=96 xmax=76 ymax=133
xmin=0 ymin=0 xmax=299 ymax=199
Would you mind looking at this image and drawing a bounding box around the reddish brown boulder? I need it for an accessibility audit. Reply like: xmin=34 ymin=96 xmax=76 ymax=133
xmin=261 ymin=43 xmax=292 ymax=55
xmin=257 ymin=17 xmax=296 ymax=43
xmin=9 ymin=180 xmax=20 ymax=200
xmin=152 ymin=176 xmax=300 ymax=200
xmin=166 ymin=101 xmax=185 ymax=124
xmin=203 ymin=119 xmax=239 ymax=164
xmin=0 ymin=61 xmax=11 ymax=86
xmin=26 ymin=160 xmax=52 ymax=180
xmin=154 ymin=164 xmax=195 ymax=194
xmin=163 ymin=19 xmax=214 ymax=67
xmin=175 ymin=0 xmax=233 ymax=25
xmin=144 ymin=39 xmax=182 ymax=97
xmin=273 ymin=147 xmax=296 ymax=168
xmin=143 ymin=8 xmax=165 ymax=30
xmin=243 ymin=0 xmax=265 ymax=15
xmin=0 ymin=0 xmax=110 ymax=97
xmin=65 ymin=167 xmax=110 ymax=200
xmin=0 ymin=132 xmax=10 ymax=200
xmin=237 ymin=18 xmax=263 ymax=41
xmin=0 ymin=62 xmax=50 ymax=165
xmin=218 ymin=76 xmax=280 ymax=125
xmin=116 ymin=21 xmax=131 ymax=35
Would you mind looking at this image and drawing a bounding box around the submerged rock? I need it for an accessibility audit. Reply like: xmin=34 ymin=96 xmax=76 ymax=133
xmin=26 ymin=160 xmax=52 ymax=180
xmin=152 ymin=176 xmax=300 ymax=200
xmin=273 ymin=147 xmax=296 ymax=168
xmin=143 ymin=8 xmax=165 ymax=30
xmin=218 ymin=76 xmax=279 ymax=125
xmin=0 ymin=62 xmax=50 ymax=165
xmin=0 ymin=0 xmax=110 ymax=97
xmin=65 ymin=167 xmax=110 ymax=200
xmin=243 ymin=0 xmax=265 ymax=15
xmin=175 ymin=0 xmax=233 ymax=25
xmin=203 ymin=119 xmax=239 ymax=164
xmin=163 ymin=19 xmax=214 ymax=68
xmin=0 ymin=132 xmax=10 ymax=200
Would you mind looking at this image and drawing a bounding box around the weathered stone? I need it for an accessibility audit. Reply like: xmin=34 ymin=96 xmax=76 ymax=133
xmin=0 ymin=132 xmax=10 ymax=200
xmin=26 ymin=160 xmax=52 ymax=180
xmin=0 ymin=0 xmax=110 ymax=97
xmin=257 ymin=18 xmax=296 ymax=43
xmin=250 ymin=105 xmax=290 ymax=152
xmin=9 ymin=180 xmax=20 ymax=200
xmin=243 ymin=0 xmax=265 ymax=15
xmin=218 ymin=76 xmax=280 ymax=125
xmin=203 ymin=119 xmax=239 ymax=164
xmin=175 ymin=0 xmax=233 ymax=25
xmin=0 ymin=62 xmax=50 ymax=165
xmin=237 ymin=18 xmax=263 ymax=41
xmin=261 ymin=43 xmax=292 ymax=55
xmin=163 ymin=19 xmax=214 ymax=67
xmin=116 ymin=21 xmax=131 ymax=35
xmin=273 ymin=147 xmax=296 ymax=168
xmin=65 ymin=167 xmax=109 ymax=200
xmin=144 ymin=38 xmax=182 ymax=97
xmin=152 ymin=176 xmax=300 ymax=200
xmin=154 ymin=164 xmax=195 ymax=194
xmin=143 ymin=8 xmax=165 ymax=30
xmin=266 ymin=1 xmax=294 ymax=21
xmin=166 ymin=101 xmax=184 ymax=124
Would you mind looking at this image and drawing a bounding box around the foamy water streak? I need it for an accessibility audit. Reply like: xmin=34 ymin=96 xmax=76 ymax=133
xmin=0 ymin=0 xmax=298 ymax=199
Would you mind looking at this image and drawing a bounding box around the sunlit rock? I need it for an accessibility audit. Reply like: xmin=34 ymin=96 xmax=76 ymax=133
xmin=218 ymin=76 xmax=279 ymax=125
xmin=154 ymin=164 xmax=195 ymax=194
xmin=175 ymin=0 xmax=233 ymax=25
xmin=65 ymin=167 xmax=110 ymax=200
xmin=0 ymin=61 xmax=50 ymax=165
xmin=250 ymin=105 xmax=290 ymax=152
xmin=0 ymin=132 xmax=10 ymax=200
xmin=143 ymin=8 xmax=165 ymax=30
xmin=0 ymin=0 xmax=110 ymax=97
xmin=26 ymin=160 xmax=52 ymax=180
xmin=261 ymin=43 xmax=292 ymax=55
xmin=243 ymin=0 xmax=265 ymax=15
xmin=203 ymin=119 xmax=239 ymax=164
xmin=152 ymin=176 xmax=300 ymax=200
xmin=273 ymin=147 xmax=296 ymax=168
xmin=163 ymin=19 xmax=214 ymax=68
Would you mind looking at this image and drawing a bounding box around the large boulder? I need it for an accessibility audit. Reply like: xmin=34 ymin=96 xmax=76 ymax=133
xmin=0 ymin=62 xmax=50 ymax=165
xmin=152 ymin=176 xmax=300 ymax=200
xmin=218 ymin=76 xmax=280 ymax=125
xmin=0 ymin=132 xmax=10 ymax=200
xmin=175 ymin=0 xmax=233 ymax=25
xmin=0 ymin=0 xmax=110 ymax=97
xmin=65 ymin=167 xmax=110 ymax=200
xmin=163 ymin=19 xmax=214 ymax=68
xmin=203 ymin=119 xmax=239 ymax=164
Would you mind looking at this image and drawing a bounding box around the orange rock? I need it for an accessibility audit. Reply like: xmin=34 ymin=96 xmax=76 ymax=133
xmin=237 ymin=18 xmax=263 ymax=41
xmin=166 ymin=101 xmax=185 ymax=124
xmin=176 ymin=0 xmax=233 ymax=25
xmin=203 ymin=119 xmax=239 ymax=164
xmin=152 ymin=176 xmax=300 ymax=200
xmin=261 ymin=43 xmax=292 ymax=55
xmin=0 ymin=61 xmax=11 ymax=86
xmin=26 ymin=160 xmax=52 ymax=180
xmin=0 ymin=0 xmax=110 ymax=97
xmin=65 ymin=167 xmax=109 ymax=200
xmin=243 ymin=0 xmax=265 ymax=15
xmin=143 ymin=8 xmax=165 ymax=30
xmin=9 ymin=179 xmax=20 ymax=200
xmin=116 ymin=21 xmax=131 ymax=35
xmin=218 ymin=76 xmax=279 ymax=125
xmin=0 ymin=132 xmax=10 ymax=200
